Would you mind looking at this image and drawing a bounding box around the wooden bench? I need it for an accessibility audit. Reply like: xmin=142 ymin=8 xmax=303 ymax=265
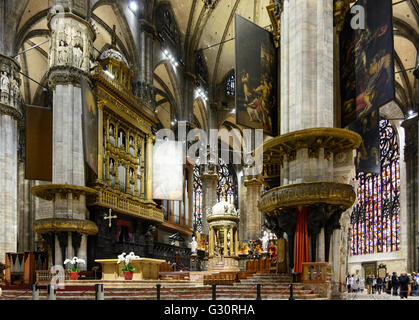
xmin=159 ymin=262 xmax=173 ymax=272
xmin=203 ymin=273 xmax=235 ymax=286
xmin=159 ymin=272 xmax=190 ymax=280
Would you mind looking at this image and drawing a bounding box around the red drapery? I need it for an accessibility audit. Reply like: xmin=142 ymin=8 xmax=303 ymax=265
xmin=294 ymin=207 xmax=309 ymax=275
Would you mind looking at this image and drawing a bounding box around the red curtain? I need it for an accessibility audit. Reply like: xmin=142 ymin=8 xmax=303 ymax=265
xmin=294 ymin=207 xmax=309 ymax=275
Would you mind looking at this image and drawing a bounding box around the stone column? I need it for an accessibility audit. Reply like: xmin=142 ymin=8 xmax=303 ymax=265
xmin=402 ymin=117 xmax=418 ymax=272
xmin=223 ymin=227 xmax=228 ymax=256
xmin=0 ymin=54 xmax=21 ymax=263
xmin=31 ymin=4 xmax=98 ymax=269
xmin=201 ymin=172 xmax=218 ymax=235
xmin=280 ymin=0 xmax=334 ymax=184
xmin=243 ymin=178 xmax=262 ymax=241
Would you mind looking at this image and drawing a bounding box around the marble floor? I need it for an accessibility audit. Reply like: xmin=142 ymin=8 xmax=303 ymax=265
xmin=346 ymin=291 xmax=419 ymax=300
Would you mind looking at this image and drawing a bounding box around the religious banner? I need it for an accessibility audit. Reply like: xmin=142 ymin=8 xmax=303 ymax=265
xmin=152 ymin=140 xmax=183 ymax=200
xmin=81 ymin=77 xmax=98 ymax=175
xmin=235 ymin=14 xmax=278 ymax=136
xmin=25 ymin=105 xmax=52 ymax=181
xmin=340 ymin=0 xmax=394 ymax=128
xmin=350 ymin=109 xmax=380 ymax=174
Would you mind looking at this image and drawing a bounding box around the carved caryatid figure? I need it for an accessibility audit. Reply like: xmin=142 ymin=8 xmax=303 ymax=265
xmin=11 ymin=77 xmax=19 ymax=107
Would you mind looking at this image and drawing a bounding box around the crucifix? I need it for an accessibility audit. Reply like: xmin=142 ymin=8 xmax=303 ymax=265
xmin=104 ymin=209 xmax=117 ymax=227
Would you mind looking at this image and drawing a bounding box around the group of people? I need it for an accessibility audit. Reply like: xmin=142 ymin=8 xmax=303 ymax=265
xmin=346 ymin=272 xmax=419 ymax=298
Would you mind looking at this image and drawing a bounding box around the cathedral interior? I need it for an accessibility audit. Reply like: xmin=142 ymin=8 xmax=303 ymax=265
xmin=0 ymin=0 xmax=418 ymax=301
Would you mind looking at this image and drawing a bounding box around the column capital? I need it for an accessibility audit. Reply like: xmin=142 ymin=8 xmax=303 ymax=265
xmin=0 ymin=54 xmax=22 ymax=115
xmin=244 ymin=178 xmax=262 ymax=187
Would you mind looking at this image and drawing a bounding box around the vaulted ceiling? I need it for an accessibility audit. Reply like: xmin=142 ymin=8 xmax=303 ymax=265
xmin=6 ymin=0 xmax=419 ymax=128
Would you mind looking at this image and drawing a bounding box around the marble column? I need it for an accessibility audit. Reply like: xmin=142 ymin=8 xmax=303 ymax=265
xmin=243 ymin=178 xmax=263 ymax=241
xmin=280 ymin=0 xmax=334 ymax=184
xmin=0 ymin=53 xmax=21 ymax=263
xmin=201 ymin=172 xmax=218 ymax=235
xmin=35 ymin=5 xmax=96 ymax=269
xmin=402 ymin=117 xmax=418 ymax=272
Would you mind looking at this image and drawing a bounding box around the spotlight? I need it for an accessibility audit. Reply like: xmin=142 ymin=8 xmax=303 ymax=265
xmin=171 ymin=121 xmax=175 ymax=126
xmin=164 ymin=49 xmax=169 ymax=56
xmin=129 ymin=1 xmax=138 ymax=12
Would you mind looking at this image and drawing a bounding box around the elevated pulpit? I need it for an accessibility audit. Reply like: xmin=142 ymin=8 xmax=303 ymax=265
xmin=95 ymin=258 xmax=165 ymax=280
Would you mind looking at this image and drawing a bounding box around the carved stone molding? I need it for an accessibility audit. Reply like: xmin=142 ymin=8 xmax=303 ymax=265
xmin=0 ymin=103 xmax=23 ymax=121
xmin=259 ymin=127 xmax=361 ymax=167
xmin=31 ymin=184 xmax=97 ymax=201
xmin=34 ymin=218 xmax=99 ymax=235
xmin=47 ymin=65 xmax=91 ymax=89
xmin=259 ymin=182 xmax=356 ymax=214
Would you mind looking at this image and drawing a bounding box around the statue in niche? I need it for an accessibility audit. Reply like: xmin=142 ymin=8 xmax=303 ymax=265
xmin=73 ymin=46 xmax=83 ymax=69
xmin=261 ymin=230 xmax=270 ymax=252
xmin=11 ymin=77 xmax=19 ymax=107
xmin=57 ymin=39 xmax=69 ymax=65
xmin=118 ymin=129 xmax=126 ymax=148
xmin=129 ymin=168 xmax=135 ymax=194
xmin=0 ymin=71 xmax=9 ymax=103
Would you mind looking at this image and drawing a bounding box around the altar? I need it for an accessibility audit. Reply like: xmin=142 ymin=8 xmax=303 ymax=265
xmin=95 ymin=258 xmax=166 ymax=280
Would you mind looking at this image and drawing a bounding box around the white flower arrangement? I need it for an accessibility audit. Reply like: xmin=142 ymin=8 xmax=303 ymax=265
xmin=63 ymin=257 xmax=85 ymax=273
xmin=117 ymin=252 xmax=140 ymax=271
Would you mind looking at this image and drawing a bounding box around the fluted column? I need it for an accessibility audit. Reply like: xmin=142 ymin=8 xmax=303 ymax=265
xmin=0 ymin=53 xmax=22 ymax=263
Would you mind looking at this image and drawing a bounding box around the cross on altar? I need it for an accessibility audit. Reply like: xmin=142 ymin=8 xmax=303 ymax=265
xmin=104 ymin=209 xmax=117 ymax=227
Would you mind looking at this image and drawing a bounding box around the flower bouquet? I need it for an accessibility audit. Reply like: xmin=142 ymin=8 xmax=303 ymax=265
xmin=117 ymin=252 xmax=140 ymax=280
xmin=64 ymin=257 xmax=86 ymax=280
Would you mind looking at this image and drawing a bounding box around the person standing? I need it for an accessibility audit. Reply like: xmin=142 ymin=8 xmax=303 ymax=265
xmin=346 ymin=274 xmax=354 ymax=293
xmin=372 ymin=275 xmax=377 ymax=294
xmin=386 ymin=273 xmax=392 ymax=294
xmin=376 ymin=276 xmax=383 ymax=294
xmin=391 ymin=272 xmax=399 ymax=296
xmin=398 ymin=272 xmax=410 ymax=299
xmin=414 ymin=272 xmax=419 ymax=296
xmin=410 ymin=272 xmax=417 ymax=296
xmin=366 ymin=274 xmax=373 ymax=294
xmin=352 ymin=278 xmax=359 ymax=293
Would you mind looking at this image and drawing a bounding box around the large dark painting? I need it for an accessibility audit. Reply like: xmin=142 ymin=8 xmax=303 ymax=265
xmin=340 ymin=0 xmax=394 ymax=128
xmin=25 ymin=106 xmax=52 ymax=181
xmin=235 ymin=14 xmax=278 ymax=136
xmin=350 ymin=109 xmax=380 ymax=174
xmin=81 ymin=78 xmax=98 ymax=175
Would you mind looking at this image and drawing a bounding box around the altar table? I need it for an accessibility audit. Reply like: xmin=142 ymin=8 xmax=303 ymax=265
xmin=95 ymin=258 xmax=166 ymax=280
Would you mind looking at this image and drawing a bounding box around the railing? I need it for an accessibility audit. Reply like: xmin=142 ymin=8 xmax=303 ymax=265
xmin=0 ymin=283 xmax=318 ymax=300
xmin=93 ymin=189 xmax=164 ymax=222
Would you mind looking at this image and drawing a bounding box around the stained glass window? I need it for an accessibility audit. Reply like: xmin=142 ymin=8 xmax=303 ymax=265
xmin=192 ymin=159 xmax=237 ymax=233
xmin=350 ymin=119 xmax=401 ymax=255
xmin=226 ymin=75 xmax=235 ymax=96
xmin=217 ymin=158 xmax=237 ymax=206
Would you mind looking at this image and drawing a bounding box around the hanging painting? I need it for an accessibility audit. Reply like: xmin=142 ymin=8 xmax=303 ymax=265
xmin=340 ymin=0 xmax=395 ymax=127
xmin=235 ymin=14 xmax=278 ymax=136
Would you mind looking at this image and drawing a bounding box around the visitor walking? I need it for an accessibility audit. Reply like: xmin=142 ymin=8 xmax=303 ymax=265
xmin=391 ymin=272 xmax=399 ymax=296
xmin=398 ymin=272 xmax=410 ymax=299
xmin=352 ymin=278 xmax=359 ymax=293
xmin=366 ymin=274 xmax=373 ymax=294
xmin=376 ymin=276 xmax=383 ymax=294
